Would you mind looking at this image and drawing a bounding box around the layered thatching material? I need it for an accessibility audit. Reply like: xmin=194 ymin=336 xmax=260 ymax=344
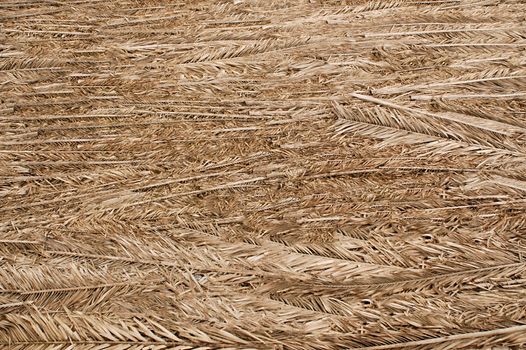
xmin=1 ymin=0 xmax=526 ymax=349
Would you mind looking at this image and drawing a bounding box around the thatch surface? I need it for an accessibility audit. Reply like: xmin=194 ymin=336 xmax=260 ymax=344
xmin=1 ymin=0 xmax=526 ymax=349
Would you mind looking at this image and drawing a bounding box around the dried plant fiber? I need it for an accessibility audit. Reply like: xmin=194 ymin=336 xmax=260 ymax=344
xmin=1 ymin=0 xmax=526 ymax=349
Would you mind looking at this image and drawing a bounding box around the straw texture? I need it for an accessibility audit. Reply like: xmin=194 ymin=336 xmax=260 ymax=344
xmin=1 ymin=0 xmax=526 ymax=349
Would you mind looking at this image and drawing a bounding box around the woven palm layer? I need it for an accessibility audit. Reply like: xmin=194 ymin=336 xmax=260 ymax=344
xmin=1 ymin=0 xmax=526 ymax=349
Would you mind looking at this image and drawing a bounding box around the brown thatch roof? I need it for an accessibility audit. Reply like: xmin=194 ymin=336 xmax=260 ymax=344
xmin=1 ymin=0 xmax=526 ymax=349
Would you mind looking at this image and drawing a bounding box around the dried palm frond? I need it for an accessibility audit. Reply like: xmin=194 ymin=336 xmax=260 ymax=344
xmin=1 ymin=0 xmax=526 ymax=349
